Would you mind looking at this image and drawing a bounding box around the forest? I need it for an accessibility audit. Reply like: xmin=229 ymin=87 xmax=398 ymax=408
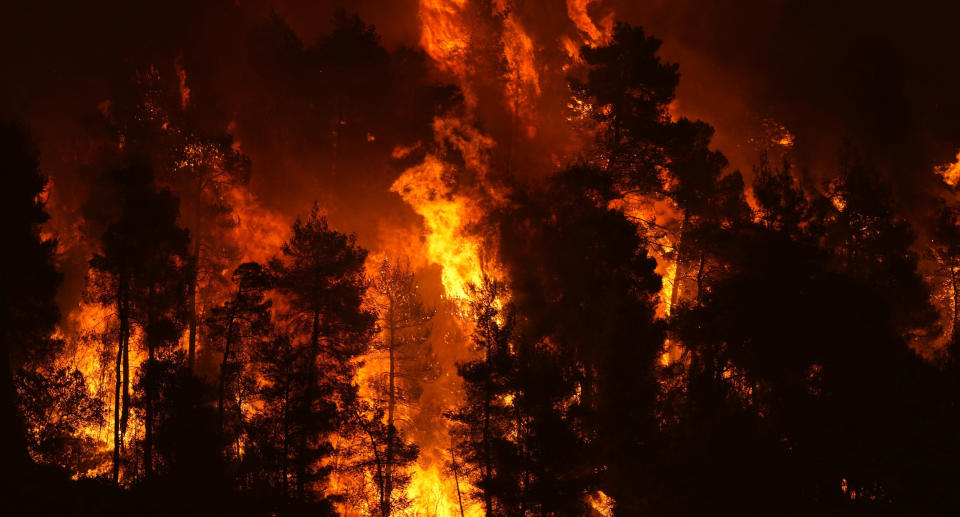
xmin=4 ymin=1 xmax=960 ymax=516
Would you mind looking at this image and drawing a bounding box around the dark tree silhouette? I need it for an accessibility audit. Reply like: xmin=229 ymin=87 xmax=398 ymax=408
xmin=494 ymin=165 xmax=665 ymax=515
xmin=206 ymin=262 xmax=272 ymax=451
xmin=0 ymin=121 xmax=63 ymax=473
xmin=362 ymin=258 xmax=435 ymax=516
xmin=87 ymin=160 xmax=190 ymax=483
xmin=16 ymin=367 xmax=106 ymax=476
xmin=663 ymin=160 xmax=953 ymax=515
xmin=267 ymin=205 xmax=375 ymax=508
xmin=449 ymin=276 xmax=520 ymax=516
xmin=99 ymin=66 xmax=252 ymax=373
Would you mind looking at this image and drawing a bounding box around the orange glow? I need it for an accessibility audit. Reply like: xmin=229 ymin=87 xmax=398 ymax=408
xmin=566 ymin=0 xmax=614 ymax=47
xmin=937 ymin=150 xmax=960 ymax=187
xmin=419 ymin=0 xmax=472 ymax=104
xmin=223 ymin=185 xmax=290 ymax=264
xmin=391 ymin=153 xmax=491 ymax=303
xmin=502 ymin=14 xmax=541 ymax=137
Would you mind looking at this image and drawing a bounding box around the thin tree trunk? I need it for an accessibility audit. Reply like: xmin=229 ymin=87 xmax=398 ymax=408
xmin=383 ymin=300 xmax=396 ymax=517
xmin=296 ymin=308 xmax=321 ymax=503
xmin=951 ymin=263 xmax=960 ymax=342
xmin=187 ymin=201 xmax=201 ymax=372
xmin=451 ymin=436 xmax=465 ymax=517
xmin=482 ymin=337 xmax=494 ymax=516
xmin=668 ymin=214 xmax=688 ymax=314
xmin=218 ymin=308 xmax=237 ymax=432
xmin=360 ymin=415 xmax=386 ymax=515
xmin=695 ymin=251 xmax=706 ymax=307
xmin=113 ymin=277 xmax=128 ymax=484
xmin=281 ymin=382 xmax=290 ymax=500
xmin=121 ymin=298 xmax=130 ymax=444
xmin=144 ymin=287 xmax=156 ymax=480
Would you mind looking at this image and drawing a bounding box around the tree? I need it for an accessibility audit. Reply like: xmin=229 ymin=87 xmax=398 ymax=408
xmin=814 ymin=156 xmax=937 ymax=339
xmin=498 ymin=165 xmax=665 ymax=515
xmin=268 ymin=205 xmax=376 ymax=507
xmin=571 ymin=22 xmax=744 ymax=313
xmin=16 ymin=367 xmax=105 ymax=476
xmin=0 ymin=121 xmax=63 ymax=473
xmin=87 ymin=160 xmax=190 ymax=483
xmin=570 ymin=22 xmax=679 ymax=193
xmin=206 ymin=262 xmax=272 ymax=449
xmin=362 ymin=258 xmax=435 ymax=515
xmin=97 ymin=65 xmax=252 ymax=372
xmin=663 ymin=161 xmax=952 ymax=514
xmin=448 ymin=276 xmax=520 ymax=516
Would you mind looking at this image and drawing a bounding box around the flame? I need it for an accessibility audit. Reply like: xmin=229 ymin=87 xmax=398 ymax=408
xmin=419 ymin=0 xmax=473 ymax=104
xmin=174 ymin=57 xmax=190 ymax=109
xmin=223 ymin=185 xmax=290 ymax=264
xmin=407 ymin=461 xmax=483 ymax=517
xmin=391 ymin=154 xmax=490 ymax=302
xmin=501 ymin=14 xmax=541 ymax=137
xmin=566 ymin=0 xmax=614 ymax=47
xmin=937 ymin=150 xmax=960 ymax=187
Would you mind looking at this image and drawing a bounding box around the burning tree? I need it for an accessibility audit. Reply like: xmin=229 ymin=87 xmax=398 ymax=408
xmin=265 ymin=206 xmax=376 ymax=509
xmin=86 ymin=160 xmax=190 ymax=483
xmin=206 ymin=262 xmax=273 ymax=455
xmin=352 ymin=258 xmax=436 ymax=516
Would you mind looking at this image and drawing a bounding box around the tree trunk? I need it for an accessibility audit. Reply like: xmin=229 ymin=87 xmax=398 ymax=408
xmin=296 ymin=308 xmax=321 ymax=503
xmin=951 ymin=262 xmax=960 ymax=342
xmin=450 ymin=436 xmax=465 ymax=517
xmin=144 ymin=287 xmax=156 ymax=480
xmin=218 ymin=308 xmax=237 ymax=433
xmin=281 ymin=382 xmax=290 ymax=499
xmin=482 ymin=337 xmax=494 ymax=516
xmin=113 ymin=276 xmax=128 ymax=484
xmin=668 ymin=214 xmax=688 ymax=314
xmin=695 ymin=251 xmax=706 ymax=307
xmin=383 ymin=300 xmax=396 ymax=517
xmin=187 ymin=201 xmax=201 ymax=372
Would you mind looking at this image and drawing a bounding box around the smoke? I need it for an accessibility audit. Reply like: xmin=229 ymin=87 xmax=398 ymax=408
xmin=608 ymin=0 xmax=960 ymax=212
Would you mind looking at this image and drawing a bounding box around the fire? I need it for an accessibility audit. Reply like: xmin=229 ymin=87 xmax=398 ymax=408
xmin=501 ymin=14 xmax=541 ymax=137
xmin=937 ymin=150 xmax=960 ymax=187
xmin=223 ymin=185 xmax=290 ymax=264
xmin=391 ymin=155 xmax=491 ymax=303
xmin=419 ymin=0 xmax=472 ymax=103
xmin=610 ymin=193 xmax=683 ymax=318
xmin=566 ymin=0 xmax=614 ymax=46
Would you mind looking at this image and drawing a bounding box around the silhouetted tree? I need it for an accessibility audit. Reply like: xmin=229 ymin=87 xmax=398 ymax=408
xmin=0 ymin=121 xmax=63 ymax=475
xmin=665 ymin=160 xmax=952 ymax=514
xmin=267 ymin=205 xmax=375 ymax=509
xmin=88 ymin=160 xmax=190 ymax=483
xmin=449 ymin=276 xmax=520 ymax=516
xmin=571 ymin=22 xmax=743 ymax=313
xmin=206 ymin=262 xmax=272 ymax=452
xmin=363 ymin=258 xmax=435 ymax=516
xmin=98 ymin=66 xmax=252 ymax=373
xmin=16 ymin=367 xmax=106 ymax=476
xmin=495 ymin=165 xmax=665 ymax=515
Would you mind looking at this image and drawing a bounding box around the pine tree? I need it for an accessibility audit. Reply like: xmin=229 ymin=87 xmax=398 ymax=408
xmin=88 ymin=160 xmax=190 ymax=483
xmin=206 ymin=262 xmax=272 ymax=452
xmin=363 ymin=258 xmax=435 ymax=516
xmin=449 ymin=277 xmax=522 ymax=516
xmin=0 ymin=121 xmax=63 ymax=474
xmin=268 ymin=205 xmax=375 ymax=507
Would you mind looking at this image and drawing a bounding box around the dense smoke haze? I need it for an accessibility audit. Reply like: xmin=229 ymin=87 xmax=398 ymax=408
xmin=5 ymin=1 xmax=960 ymax=515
